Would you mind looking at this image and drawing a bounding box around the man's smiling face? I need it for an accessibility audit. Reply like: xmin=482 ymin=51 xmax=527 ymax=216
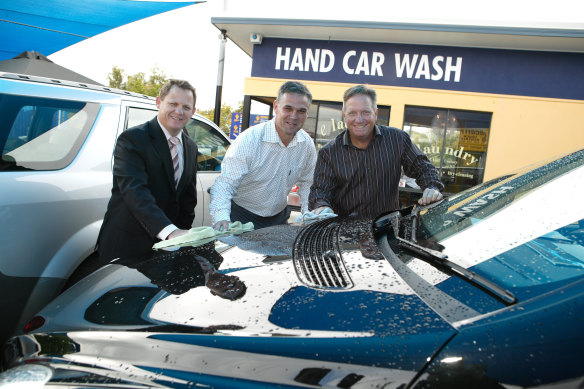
xmin=343 ymin=93 xmax=378 ymax=147
xmin=273 ymin=92 xmax=309 ymax=143
xmin=156 ymin=85 xmax=196 ymax=136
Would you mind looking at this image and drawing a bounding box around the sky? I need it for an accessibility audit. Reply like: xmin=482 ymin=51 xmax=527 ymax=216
xmin=48 ymin=0 xmax=583 ymax=111
xmin=49 ymin=1 xmax=251 ymax=110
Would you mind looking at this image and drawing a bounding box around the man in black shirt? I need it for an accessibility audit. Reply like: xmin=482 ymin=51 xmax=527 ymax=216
xmin=309 ymin=84 xmax=443 ymax=218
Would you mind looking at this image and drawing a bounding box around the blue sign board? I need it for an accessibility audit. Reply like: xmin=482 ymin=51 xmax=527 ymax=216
xmin=230 ymin=113 xmax=270 ymax=140
xmin=230 ymin=112 xmax=241 ymax=140
xmin=250 ymin=114 xmax=270 ymax=125
xmin=251 ymin=38 xmax=584 ymax=100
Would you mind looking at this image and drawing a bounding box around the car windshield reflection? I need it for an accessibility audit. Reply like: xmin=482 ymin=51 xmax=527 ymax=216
xmin=377 ymin=149 xmax=584 ymax=312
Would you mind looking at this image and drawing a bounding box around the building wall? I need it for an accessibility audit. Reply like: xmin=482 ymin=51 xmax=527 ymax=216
xmin=244 ymin=76 xmax=584 ymax=181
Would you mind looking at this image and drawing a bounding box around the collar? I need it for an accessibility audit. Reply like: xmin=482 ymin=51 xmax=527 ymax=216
xmin=262 ymin=118 xmax=304 ymax=147
xmin=158 ymin=117 xmax=183 ymax=144
xmin=342 ymin=124 xmax=381 ymax=147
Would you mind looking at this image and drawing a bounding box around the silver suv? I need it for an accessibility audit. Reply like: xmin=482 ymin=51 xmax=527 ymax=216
xmin=0 ymin=72 xmax=231 ymax=343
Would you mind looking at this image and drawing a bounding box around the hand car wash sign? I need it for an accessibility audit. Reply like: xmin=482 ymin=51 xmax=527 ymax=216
xmin=275 ymin=47 xmax=462 ymax=82
xmin=251 ymin=38 xmax=584 ymax=100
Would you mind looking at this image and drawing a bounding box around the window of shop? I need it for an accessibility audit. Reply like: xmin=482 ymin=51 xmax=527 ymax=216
xmin=403 ymin=106 xmax=491 ymax=193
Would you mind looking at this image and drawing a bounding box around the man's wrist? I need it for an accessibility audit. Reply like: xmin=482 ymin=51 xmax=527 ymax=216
xmin=158 ymin=224 xmax=178 ymax=240
xmin=212 ymin=210 xmax=231 ymax=226
xmin=311 ymin=202 xmax=330 ymax=210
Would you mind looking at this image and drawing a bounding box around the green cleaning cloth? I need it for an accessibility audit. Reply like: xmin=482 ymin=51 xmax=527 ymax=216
xmin=153 ymin=221 xmax=254 ymax=250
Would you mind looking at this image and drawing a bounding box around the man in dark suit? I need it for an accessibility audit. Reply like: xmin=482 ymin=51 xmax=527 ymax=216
xmin=97 ymin=79 xmax=198 ymax=265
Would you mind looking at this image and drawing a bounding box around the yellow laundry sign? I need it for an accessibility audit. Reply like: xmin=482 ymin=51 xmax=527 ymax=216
xmin=458 ymin=128 xmax=489 ymax=152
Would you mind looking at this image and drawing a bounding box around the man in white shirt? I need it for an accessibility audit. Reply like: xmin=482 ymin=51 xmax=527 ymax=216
xmin=210 ymin=81 xmax=317 ymax=230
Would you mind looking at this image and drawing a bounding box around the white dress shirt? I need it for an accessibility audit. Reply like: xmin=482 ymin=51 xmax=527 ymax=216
xmin=158 ymin=118 xmax=184 ymax=180
xmin=157 ymin=118 xmax=184 ymax=241
xmin=210 ymin=118 xmax=317 ymax=225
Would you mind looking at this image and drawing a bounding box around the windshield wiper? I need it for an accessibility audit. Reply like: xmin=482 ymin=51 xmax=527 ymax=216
xmin=396 ymin=236 xmax=517 ymax=306
xmin=374 ymin=208 xmax=517 ymax=306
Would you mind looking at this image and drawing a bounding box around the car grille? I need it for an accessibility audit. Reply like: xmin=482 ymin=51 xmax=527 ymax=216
xmin=293 ymin=218 xmax=353 ymax=289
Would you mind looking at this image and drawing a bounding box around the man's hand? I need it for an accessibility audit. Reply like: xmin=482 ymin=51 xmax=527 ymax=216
xmin=311 ymin=206 xmax=329 ymax=215
xmin=213 ymin=220 xmax=230 ymax=231
xmin=418 ymin=187 xmax=443 ymax=206
xmin=167 ymin=229 xmax=189 ymax=240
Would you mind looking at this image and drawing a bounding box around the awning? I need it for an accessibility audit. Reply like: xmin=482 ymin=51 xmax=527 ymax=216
xmin=0 ymin=51 xmax=102 ymax=84
xmin=0 ymin=0 xmax=200 ymax=60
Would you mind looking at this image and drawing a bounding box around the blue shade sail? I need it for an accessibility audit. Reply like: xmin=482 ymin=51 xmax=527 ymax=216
xmin=0 ymin=0 xmax=199 ymax=60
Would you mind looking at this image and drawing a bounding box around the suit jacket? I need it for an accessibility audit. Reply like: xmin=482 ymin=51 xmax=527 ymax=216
xmin=97 ymin=117 xmax=198 ymax=264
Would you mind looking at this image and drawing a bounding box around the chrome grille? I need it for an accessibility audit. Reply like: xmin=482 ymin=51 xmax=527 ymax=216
xmin=293 ymin=218 xmax=353 ymax=289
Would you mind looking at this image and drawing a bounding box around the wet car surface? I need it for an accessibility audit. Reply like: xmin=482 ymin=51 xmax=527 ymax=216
xmin=2 ymin=149 xmax=584 ymax=388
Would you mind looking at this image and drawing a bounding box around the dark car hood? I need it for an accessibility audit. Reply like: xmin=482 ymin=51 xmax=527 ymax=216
xmin=28 ymin=218 xmax=458 ymax=372
xmin=7 ymin=150 xmax=584 ymax=389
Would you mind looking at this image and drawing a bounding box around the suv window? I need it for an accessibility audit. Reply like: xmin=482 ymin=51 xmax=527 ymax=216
xmin=185 ymin=120 xmax=229 ymax=172
xmin=0 ymin=94 xmax=99 ymax=171
xmin=126 ymin=106 xmax=157 ymax=130
xmin=126 ymin=107 xmax=230 ymax=172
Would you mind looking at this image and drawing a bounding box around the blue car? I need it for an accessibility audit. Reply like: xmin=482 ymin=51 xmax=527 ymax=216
xmin=2 ymin=149 xmax=584 ymax=388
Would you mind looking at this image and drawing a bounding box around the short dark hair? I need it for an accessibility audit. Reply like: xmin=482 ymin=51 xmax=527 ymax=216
xmin=343 ymin=84 xmax=377 ymax=109
xmin=159 ymin=79 xmax=197 ymax=106
xmin=277 ymin=81 xmax=312 ymax=105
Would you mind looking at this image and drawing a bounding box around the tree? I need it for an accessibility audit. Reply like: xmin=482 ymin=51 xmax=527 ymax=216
xmin=107 ymin=65 xmax=244 ymax=137
xmin=108 ymin=66 xmax=124 ymax=89
xmin=125 ymin=72 xmax=147 ymax=95
xmin=107 ymin=66 xmax=168 ymax=97
xmin=147 ymin=67 xmax=168 ymax=97
xmin=198 ymin=102 xmax=244 ymax=137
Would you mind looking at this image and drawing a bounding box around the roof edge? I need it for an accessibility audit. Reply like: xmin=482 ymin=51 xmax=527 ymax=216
xmin=211 ymin=17 xmax=584 ymax=38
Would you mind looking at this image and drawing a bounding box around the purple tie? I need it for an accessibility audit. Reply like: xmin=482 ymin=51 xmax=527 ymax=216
xmin=168 ymin=136 xmax=180 ymax=187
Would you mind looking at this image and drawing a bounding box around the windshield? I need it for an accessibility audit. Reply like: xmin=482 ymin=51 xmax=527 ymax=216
xmin=387 ymin=150 xmax=584 ymax=313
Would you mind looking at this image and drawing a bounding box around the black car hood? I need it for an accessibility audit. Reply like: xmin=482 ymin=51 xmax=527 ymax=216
xmin=28 ymin=217 xmax=460 ymax=373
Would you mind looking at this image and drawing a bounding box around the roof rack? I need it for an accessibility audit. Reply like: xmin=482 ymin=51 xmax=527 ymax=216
xmin=0 ymin=71 xmax=154 ymax=100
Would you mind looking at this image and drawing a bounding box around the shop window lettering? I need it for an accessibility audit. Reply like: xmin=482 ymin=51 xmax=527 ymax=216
xmin=423 ymin=146 xmax=478 ymax=166
xmin=446 ymin=171 xmax=474 ymax=179
xmin=320 ymin=118 xmax=346 ymax=136
xmin=404 ymin=107 xmax=491 ymax=193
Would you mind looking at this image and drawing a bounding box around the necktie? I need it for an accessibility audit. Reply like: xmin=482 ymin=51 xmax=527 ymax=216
xmin=168 ymin=136 xmax=180 ymax=187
